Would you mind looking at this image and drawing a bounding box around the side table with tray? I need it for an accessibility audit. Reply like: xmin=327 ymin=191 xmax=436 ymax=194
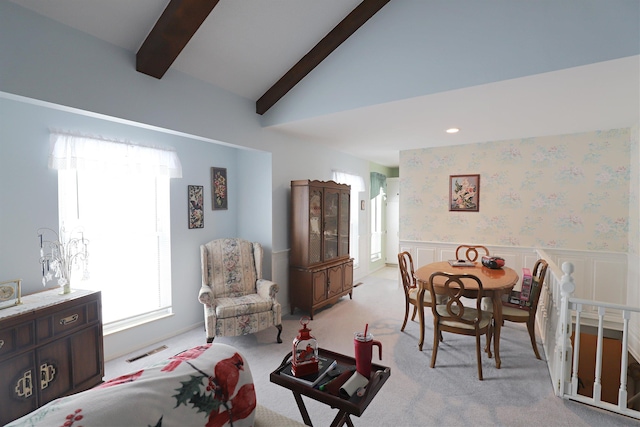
xmin=270 ymin=348 xmax=390 ymax=427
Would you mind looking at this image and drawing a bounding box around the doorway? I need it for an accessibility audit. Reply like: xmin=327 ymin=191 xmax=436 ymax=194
xmin=386 ymin=177 xmax=399 ymax=265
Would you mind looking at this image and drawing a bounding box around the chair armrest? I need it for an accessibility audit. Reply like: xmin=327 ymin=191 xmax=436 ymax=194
xmin=198 ymin=285 xmax=214 ymax=305
xmin=256 ymin=279 xmax=279 ymax=300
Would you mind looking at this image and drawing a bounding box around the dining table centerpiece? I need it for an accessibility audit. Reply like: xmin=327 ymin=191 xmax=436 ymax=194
xmin=38 ymin=226 xmax=89 ymax=294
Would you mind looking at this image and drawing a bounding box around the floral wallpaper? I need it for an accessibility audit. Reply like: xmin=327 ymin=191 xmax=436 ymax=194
xmin=400 ymin=128 xmax=633 ymax=253
xmin=630 ymin=125 xmax=639 ymax=256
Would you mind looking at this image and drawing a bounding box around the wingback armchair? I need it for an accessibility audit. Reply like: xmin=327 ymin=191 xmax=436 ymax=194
xmin=198 ymin=238 xmax=282 ymax=343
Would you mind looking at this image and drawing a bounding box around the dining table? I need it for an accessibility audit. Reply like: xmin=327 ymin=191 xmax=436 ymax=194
xmin=414 ymin=261 xmax=519 ymax=369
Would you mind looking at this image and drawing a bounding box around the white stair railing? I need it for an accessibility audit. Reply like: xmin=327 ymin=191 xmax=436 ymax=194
xmin=538 ymin=252 xmax=640 ymax=420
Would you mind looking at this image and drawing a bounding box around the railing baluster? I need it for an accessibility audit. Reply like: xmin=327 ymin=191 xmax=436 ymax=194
xmin=619 ymin=310 xmax=630 ymax=411
xmin=571 ymin=303 xmax=582 ymax=396
xmin=558 ymin=262 xmax=575 ymax=397
xmin=592 ymin=306 xmax=605 ymax=403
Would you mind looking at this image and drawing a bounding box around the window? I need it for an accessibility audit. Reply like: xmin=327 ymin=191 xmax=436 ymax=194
xmin=370 ymin=172 xmax=386 ymax=262
xmin=51 ymin=132 xmax=181 ymax=332
xmin=332 ymin=171 xmax=365 ymax=268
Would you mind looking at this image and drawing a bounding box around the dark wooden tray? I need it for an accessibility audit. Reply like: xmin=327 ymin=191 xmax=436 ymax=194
xmin=270 ymin=348 xmax=390 ymax=417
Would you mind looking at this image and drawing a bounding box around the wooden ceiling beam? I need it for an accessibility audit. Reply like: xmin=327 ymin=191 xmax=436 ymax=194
xmin=137 ymin=0 xmax=220 ymax=79
xmin=256 ymin=0 xmax=391 ymax=115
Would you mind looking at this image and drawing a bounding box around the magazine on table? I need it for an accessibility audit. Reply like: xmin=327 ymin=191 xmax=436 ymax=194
xmin=279 ymin=355 xmax=338 ymax=387
xmin=448 ymin=259 xmax=476 ymax=267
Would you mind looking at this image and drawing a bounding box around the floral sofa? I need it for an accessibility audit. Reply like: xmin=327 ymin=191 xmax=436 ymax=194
xmin=6 ymin=343 xmax=304 ymax=427
xmin=199 ymin=238 xmax=283 ymax=343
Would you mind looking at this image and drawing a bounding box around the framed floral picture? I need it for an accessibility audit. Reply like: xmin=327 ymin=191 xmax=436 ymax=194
xmin=211 ymin=167 xmax=228 ymax=210
xmin=449 ymin=174 xmax=480 ymax=212
xmin=188 ymin=185 xmax=204 ymax=229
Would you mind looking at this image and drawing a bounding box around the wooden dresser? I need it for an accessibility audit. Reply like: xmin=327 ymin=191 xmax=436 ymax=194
xmin=0 ymin=289 xmax=103 ymax=425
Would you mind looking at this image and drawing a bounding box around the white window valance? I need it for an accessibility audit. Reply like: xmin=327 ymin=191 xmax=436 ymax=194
xmin=49 ymin=131 xmax=182 ymax=178
xmin=332 ymin=170 xmax=365 ymax=192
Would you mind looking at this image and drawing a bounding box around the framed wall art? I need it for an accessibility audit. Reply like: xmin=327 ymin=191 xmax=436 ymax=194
xmin=449 ymin=174 xmax=480 ymax=212
xmin=211 ymin=167 xmax=228 ymax=210
xmin=188 ymin=185 xmax=204 ymax=229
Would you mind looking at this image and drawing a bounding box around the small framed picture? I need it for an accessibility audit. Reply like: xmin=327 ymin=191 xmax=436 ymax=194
xmin=449 ymin=174 xmax=480 ymax=212
xmin=211 ymin=167 xmax=228 ymax=210
xmin=0 ymin=279 xmax=22 ymax=310
xmin=188 ymin=185 xmax=204 ymax=229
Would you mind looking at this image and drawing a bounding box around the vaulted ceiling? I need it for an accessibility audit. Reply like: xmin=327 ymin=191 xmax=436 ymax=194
xmin=8 ymin=0 xmax=640 ymax=167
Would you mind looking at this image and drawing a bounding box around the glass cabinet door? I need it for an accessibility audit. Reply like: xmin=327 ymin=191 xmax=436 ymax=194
xmin=323 ymin=189 xmax=339 ymax=261
xmin=339 ymin=190 xmax=350 ymax=257
xmin=309 ymin=189 xmax=322 ymax=264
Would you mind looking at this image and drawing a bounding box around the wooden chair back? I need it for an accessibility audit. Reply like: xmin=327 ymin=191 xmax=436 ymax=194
xmin=527 ymin=259 xmax=549 ymax=314
xmin=398 ymin=251 xmax=416 ymax=293
xmin=455 ymin=245 xmax=489 ymax=262
xmin=427 ymin=272 xmax=484 ymax=328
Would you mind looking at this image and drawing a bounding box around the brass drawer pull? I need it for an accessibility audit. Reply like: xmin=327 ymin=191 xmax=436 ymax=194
xmin=60 ymin=314 xmax=78 ymax=325
xmin=15 ymin=370 xmax=33 ymax=398
xmin=0 ymin=339 xmax=4 ymax=349
xmin=40 ymin=363 xmax=56 ymax=390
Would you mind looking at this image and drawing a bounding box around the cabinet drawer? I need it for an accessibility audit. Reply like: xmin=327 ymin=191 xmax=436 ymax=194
xmin=37 ymin=302 xmax=92 ymax=342
xmin=0 ymin=322 xmax=34 ymax=359
xmin=53 ymin=304 xmax=88 ymax=335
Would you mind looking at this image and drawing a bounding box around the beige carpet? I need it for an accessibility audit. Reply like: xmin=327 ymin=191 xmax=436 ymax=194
xmin=105 ymin=267 xmax=634 ymax=426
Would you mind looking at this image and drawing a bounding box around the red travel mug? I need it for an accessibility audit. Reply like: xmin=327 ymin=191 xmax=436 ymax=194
xmin=354 ymin=332 xmax=382 ymax=378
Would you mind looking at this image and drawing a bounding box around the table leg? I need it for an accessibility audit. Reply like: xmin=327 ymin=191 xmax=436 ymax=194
xmin=292 ymin=391 xmax=313 ymax=426
xmin=492 ymin=291 xmax=503 ymax=369
xmin=329 ymin=411 xmax=353 ymax=427
xmin=417 ymin=287 xmax=426 ymax=351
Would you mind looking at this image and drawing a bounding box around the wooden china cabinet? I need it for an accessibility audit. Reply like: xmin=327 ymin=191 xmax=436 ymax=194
xmin=289 ymin=180 xmax=353 ymax=319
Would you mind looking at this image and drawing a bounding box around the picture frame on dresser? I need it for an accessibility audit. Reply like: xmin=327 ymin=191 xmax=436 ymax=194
xmin=0 ymin=278 xmax=21 ymax=310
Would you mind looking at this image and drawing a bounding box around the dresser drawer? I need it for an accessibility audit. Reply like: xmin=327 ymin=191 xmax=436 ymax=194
xmin=36 ymin=295 xmax=99 ymax=342
xmin=0 ymin=322 xmax=35 ymax=359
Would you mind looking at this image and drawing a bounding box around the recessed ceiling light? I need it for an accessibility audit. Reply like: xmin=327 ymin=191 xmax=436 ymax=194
xmin=446 ymin=128 xmax=460 ymax=134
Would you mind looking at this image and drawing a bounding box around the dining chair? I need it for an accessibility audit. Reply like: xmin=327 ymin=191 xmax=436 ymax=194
xmin=424 ymin=272 xmax=493 ymax=380
xmin=398 ymin=252 xmax=446 ymax=335
xmin=398 ymin=251 xmax=427 ymax=331
xmin=500 ymin=259 xmax=549 ymax=359
xmin=455 ymin=244 xmax=490 ymax=262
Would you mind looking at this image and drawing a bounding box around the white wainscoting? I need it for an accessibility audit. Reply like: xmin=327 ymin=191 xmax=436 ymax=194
xmin=272 ymin=248 xmax=291 ymax=313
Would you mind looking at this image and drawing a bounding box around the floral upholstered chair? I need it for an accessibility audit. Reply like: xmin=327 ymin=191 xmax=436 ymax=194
xmin=198 ymin=238 xmax=283 ymax=343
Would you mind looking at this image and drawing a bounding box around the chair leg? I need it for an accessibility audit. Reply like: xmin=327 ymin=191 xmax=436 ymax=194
xmin=527 ymin=318 xmax=541 ymax=359
xmin=411 ymin=305 xmax=417 ymax=321
xmin=276 ymin=324 xmax=283 ymax=344
xmin=401 ymin=301 xmax=410 ymax=331
xmin=207 ymin=337 xmax=214 ymax=343
xmin=475 ymin=333 xmax=483 ymax=380
xmin=485 ymin=323 xmax=493 ymax=359
xmin=430 ymin=322 xmax=440 ymax=368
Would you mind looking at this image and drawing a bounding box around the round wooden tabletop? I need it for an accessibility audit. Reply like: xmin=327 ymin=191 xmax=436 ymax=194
xmin=415 ymin=261 xmax=519 ymax=291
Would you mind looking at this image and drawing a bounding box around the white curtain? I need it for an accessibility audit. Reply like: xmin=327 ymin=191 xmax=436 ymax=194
xmin=49 ymin=131 xmax=182 ymax=178
xmin=332 ymin=170 xmax=365 ymax=192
